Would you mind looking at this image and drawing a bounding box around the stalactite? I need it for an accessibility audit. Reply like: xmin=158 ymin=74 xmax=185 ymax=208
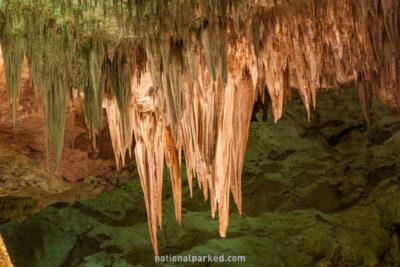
xmin=130 ymin=72 xmax=165 ymax=257
xmin=0 ymin=24 xmax=24 ymax=127
xmin=0 ymin=45 xmax=3 ymax=76
xmin=0 ymin=0 xmax=399 ymax=256
xmin=164 ymin=126 xmax=182 ymax=225
xmin=133 ymin=112 xmax=165 ymax=257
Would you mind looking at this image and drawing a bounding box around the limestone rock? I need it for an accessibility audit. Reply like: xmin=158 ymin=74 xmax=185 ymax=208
xmin=0 ymin=234 xmax=13 ymax=267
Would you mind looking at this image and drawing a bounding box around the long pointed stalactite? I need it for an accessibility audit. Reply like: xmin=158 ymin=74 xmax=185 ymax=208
xmin=0 ymin=0 xmax=399 ymax=256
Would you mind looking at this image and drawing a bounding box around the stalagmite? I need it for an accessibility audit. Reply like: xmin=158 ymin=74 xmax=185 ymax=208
xmin=0 ymin=234 xmax=13 ymax=267
xmin=0 ymin=0 xmax=399 ymax=256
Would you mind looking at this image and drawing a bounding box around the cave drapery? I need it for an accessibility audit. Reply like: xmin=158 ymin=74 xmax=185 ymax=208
xmin=0 ymin=0 xmax=399 ymax=256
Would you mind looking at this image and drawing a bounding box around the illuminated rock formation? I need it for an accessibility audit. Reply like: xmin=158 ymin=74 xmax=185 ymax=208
xmin=0 ymin=0 xmax=399 ymax=256
xmin=0 ymin=234 xmax=13 ymax=267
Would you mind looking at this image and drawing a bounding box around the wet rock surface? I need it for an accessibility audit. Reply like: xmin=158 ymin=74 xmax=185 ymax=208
xmin=1 ymin=88 xmax=400 ymax=266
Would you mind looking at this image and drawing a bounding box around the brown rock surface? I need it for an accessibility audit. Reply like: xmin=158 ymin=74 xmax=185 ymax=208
xmin=0 ymin=62 xmax=133 ymax=224
xmin=0 ymin=234 xmax=13 ymax=267
xmin=0 ymin=61 xmax=118 ymax=183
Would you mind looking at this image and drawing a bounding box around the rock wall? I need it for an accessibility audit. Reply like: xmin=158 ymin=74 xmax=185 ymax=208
xmin=0 ymin=59 xmax=123 ymax=182
xmin=0 ymin=61 xmax=132 ymax=224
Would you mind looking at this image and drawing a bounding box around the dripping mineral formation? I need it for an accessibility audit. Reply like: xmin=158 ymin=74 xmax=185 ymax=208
xmin=0 ymin=0 xmax=399 ymax=256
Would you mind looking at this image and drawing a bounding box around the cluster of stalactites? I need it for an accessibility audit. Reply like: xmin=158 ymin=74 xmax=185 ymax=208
xmin=0 ymin=0 xmax=399 ymax=256
xmin=98 ymin=0 xmax=400 ymax=255
xmin=103 ymin=35 xmax=258 ymax=255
